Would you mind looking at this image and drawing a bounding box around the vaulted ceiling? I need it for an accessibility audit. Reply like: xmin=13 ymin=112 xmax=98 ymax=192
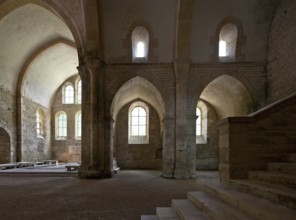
xmin=0 ymin=0 xmax=278 ymax=108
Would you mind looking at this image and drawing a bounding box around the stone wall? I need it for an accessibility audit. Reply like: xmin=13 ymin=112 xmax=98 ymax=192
xmin=20 ymin=97 xmax=51 ymax=161
xmin=196 ymin=101 xmax=219 ymax=170
xmin=115 ymin=100 xmax=161 ymax=169
xmin=51 ymin=75 xmax=81 ymax=162
xmin=105 ymin=64 xmax=175 ymax=174
xmin=188 ymin=63 xmax=267 ymax=170
xmin=267 ymin=0 xmax=296 ymax=103
xmin=189 ymin=63 xmax=267 ymax=113
xmin=0 ymin=88 xmax=16 ymax=162
xmin=218 ymin=95 xmax=296 ymax=181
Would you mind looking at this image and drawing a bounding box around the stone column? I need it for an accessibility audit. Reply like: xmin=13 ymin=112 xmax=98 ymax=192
xmin=77 ymin=59 xmax=111 ymax=178
xmin=174 ymin=62 xmax=196 ymax=179
xmin=162 ymin=117 xmax=175 ymax=178
xmin=173 ymin=0 xmax=196 ymax=179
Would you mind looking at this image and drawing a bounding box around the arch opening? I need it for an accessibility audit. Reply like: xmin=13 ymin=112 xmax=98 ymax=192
xmin=200 ymin=75 xmax=253 ymax=120
xmin=110 ymin=77 xmax=165 ymax=170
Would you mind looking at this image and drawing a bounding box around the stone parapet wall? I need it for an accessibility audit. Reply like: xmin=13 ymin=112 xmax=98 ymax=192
xmin=218 ymin=94 xmax=296 ymax=181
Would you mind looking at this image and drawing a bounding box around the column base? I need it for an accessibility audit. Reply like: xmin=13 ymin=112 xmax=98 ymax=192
xmin=173 ymin=169 xmax=197 ymax=179
xmin=78 ymin=169 xmax=112 ymax=179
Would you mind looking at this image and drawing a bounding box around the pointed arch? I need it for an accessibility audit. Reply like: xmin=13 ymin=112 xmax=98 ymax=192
xmin=111 ymin=76 xmax=165 ymax=123
xmin=0 ymin=0 xmax=83 ymax=54
xmin=200 ymin=75 xmax=252 ymax=120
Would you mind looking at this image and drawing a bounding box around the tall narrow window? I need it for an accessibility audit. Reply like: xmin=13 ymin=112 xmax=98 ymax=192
xmin=36 ymin=109 xmax=45 ymax=137
xmin=63 ymin=83 xmax=74 ymax=104
xmin=56 ymin=112 xmax=67 ymax=139
xmin=128 ymin=101 xmax=149 ymax=144
xmin=219 ymin=23 xmax=238 ymax=61
xmin=77 ymin=80 xmax=82 ymax=104
xmin=131 ymin=107 xmax=146 ymax=136
xmin=75 ymin=111 xmax=82 ymax=139
xmin=196 ymin=107 xmax=201 ymax=136
xmin=132 ymin=26 xmax=149 ymax=62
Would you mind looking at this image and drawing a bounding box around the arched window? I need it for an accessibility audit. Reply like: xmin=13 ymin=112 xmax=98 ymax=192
xmin=128 ymin=101 xmax=149 ymax=144
xmin=131 ymin=26 xmax=149 ymax=62
xmin=63 ymin=83 xmax=74 ymax=104
xmin=219 ymin=23 xmax=238 ymax=62
xmin=196 ymin=100 xmax=208 ymax=144
xmin=75 ymin=111 xmax=82 ymax=140
xmin=36 ymin=108 xmax=45 ymax=137
xmin=76 ymin=79 xmax=82 ymax=104
xmin=56 ymin=112 xmax=67 ymax=139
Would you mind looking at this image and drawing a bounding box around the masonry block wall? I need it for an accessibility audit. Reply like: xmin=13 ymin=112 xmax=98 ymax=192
xmin=52 ymin=75 xmax=81 ymax=162
xmin=267 ymin=0 xmax=296 ymax=103
xmin=188 ymin=64 xmax=267 ymax=170
xmin=189 ymin=64 xmax=267 ymax=112
xmin=115 ymin=100 xmax=161 ymax=169
xmin=196 ymin=101 xmax=219 ymax=170
xmin=105 ymin=65 xmax=176 ymax=173
xmin=0 ymin=88 xmax=16 ymax=162
xmin=21 ymin=97 xmax=51 ymax=161
xmin=218 ymin=95 xmax=296 ymax=181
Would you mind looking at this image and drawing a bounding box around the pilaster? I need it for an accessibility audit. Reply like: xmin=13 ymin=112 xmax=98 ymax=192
xmin=77 ymin=59 xmax=111 ymax=178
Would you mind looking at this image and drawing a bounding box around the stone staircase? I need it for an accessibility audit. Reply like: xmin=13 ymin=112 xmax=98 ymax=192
xmin=141 ymin=153 xmax=296 ymax=220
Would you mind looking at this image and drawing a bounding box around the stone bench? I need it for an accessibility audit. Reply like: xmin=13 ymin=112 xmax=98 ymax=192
xmin=16 ymin=162 xmax=34 ymax=168
xmin=35 ymin=161 xmax=45 ymax=166
xmin=0 ymin=163 xmax=17 ymax=170
xmin=43 ymin=160 xmax=59 ymax=166
xmin=65 ymin=163 xmax=80 ymax=171
xmin=113 ymin=166 xmax=120 ymax=174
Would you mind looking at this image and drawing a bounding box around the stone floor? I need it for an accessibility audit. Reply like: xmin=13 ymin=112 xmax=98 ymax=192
xmin=0 ymin=168 xmax=219 ymax=220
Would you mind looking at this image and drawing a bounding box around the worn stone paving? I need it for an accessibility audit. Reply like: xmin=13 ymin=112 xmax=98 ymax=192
xmin=0 ymin=170 xmax=219 ymax=220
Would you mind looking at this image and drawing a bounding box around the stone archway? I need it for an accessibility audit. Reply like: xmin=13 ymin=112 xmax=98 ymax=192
xmin=0 ymin=127 xmax=10 ymax=164
xmin=200 ymin=74 xmax=253 ymax=120
xmin=110 ymin=76 xmax=165 ymax=170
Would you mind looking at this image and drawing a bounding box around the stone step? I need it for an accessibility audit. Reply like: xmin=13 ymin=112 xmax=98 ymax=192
xmin=249 ymin=171 xmax=296 ymax=188
xmin=141 ymin=215 xmax=157 ymax=220
xmin=287 ymin=154 xmax=296 ymax=163
xmin=202 ymin=184 xmax=296 ymax=220
xmin=229 ymin=179 xmax=296 ymax=210
xmin=156 ymin=207 xmax=179 ymax=220
xmin=268 ymin=163 xmax=296 ymax=174
xmin=172 ymin=199 xmax=208 ymax=220
xmin=188 ymin=191 xmax=254 ymax=220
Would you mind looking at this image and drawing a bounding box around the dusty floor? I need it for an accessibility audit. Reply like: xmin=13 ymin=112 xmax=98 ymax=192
xmin=0 ymin=169 xmax=219 ymax=220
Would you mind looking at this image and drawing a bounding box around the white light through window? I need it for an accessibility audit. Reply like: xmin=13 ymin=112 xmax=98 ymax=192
xmin=219 ymin=40 xmax=227 ymax=57
xmin=76 ymin=112 xmax=82 ymax=138
xmin=64 ymin=85 xmax=74 ymax=104
xmin=196 ymin=107 xmax=201 ymax=136
xmin=131 ymin=106 xmax=147 ymax=136
xmin=136 ymin=41 xmax=145 ymax=58
xmin=77 ymin=80 xmax=82 ymax=104
xmin=58 ymin=113 xmax=67 ymax=137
